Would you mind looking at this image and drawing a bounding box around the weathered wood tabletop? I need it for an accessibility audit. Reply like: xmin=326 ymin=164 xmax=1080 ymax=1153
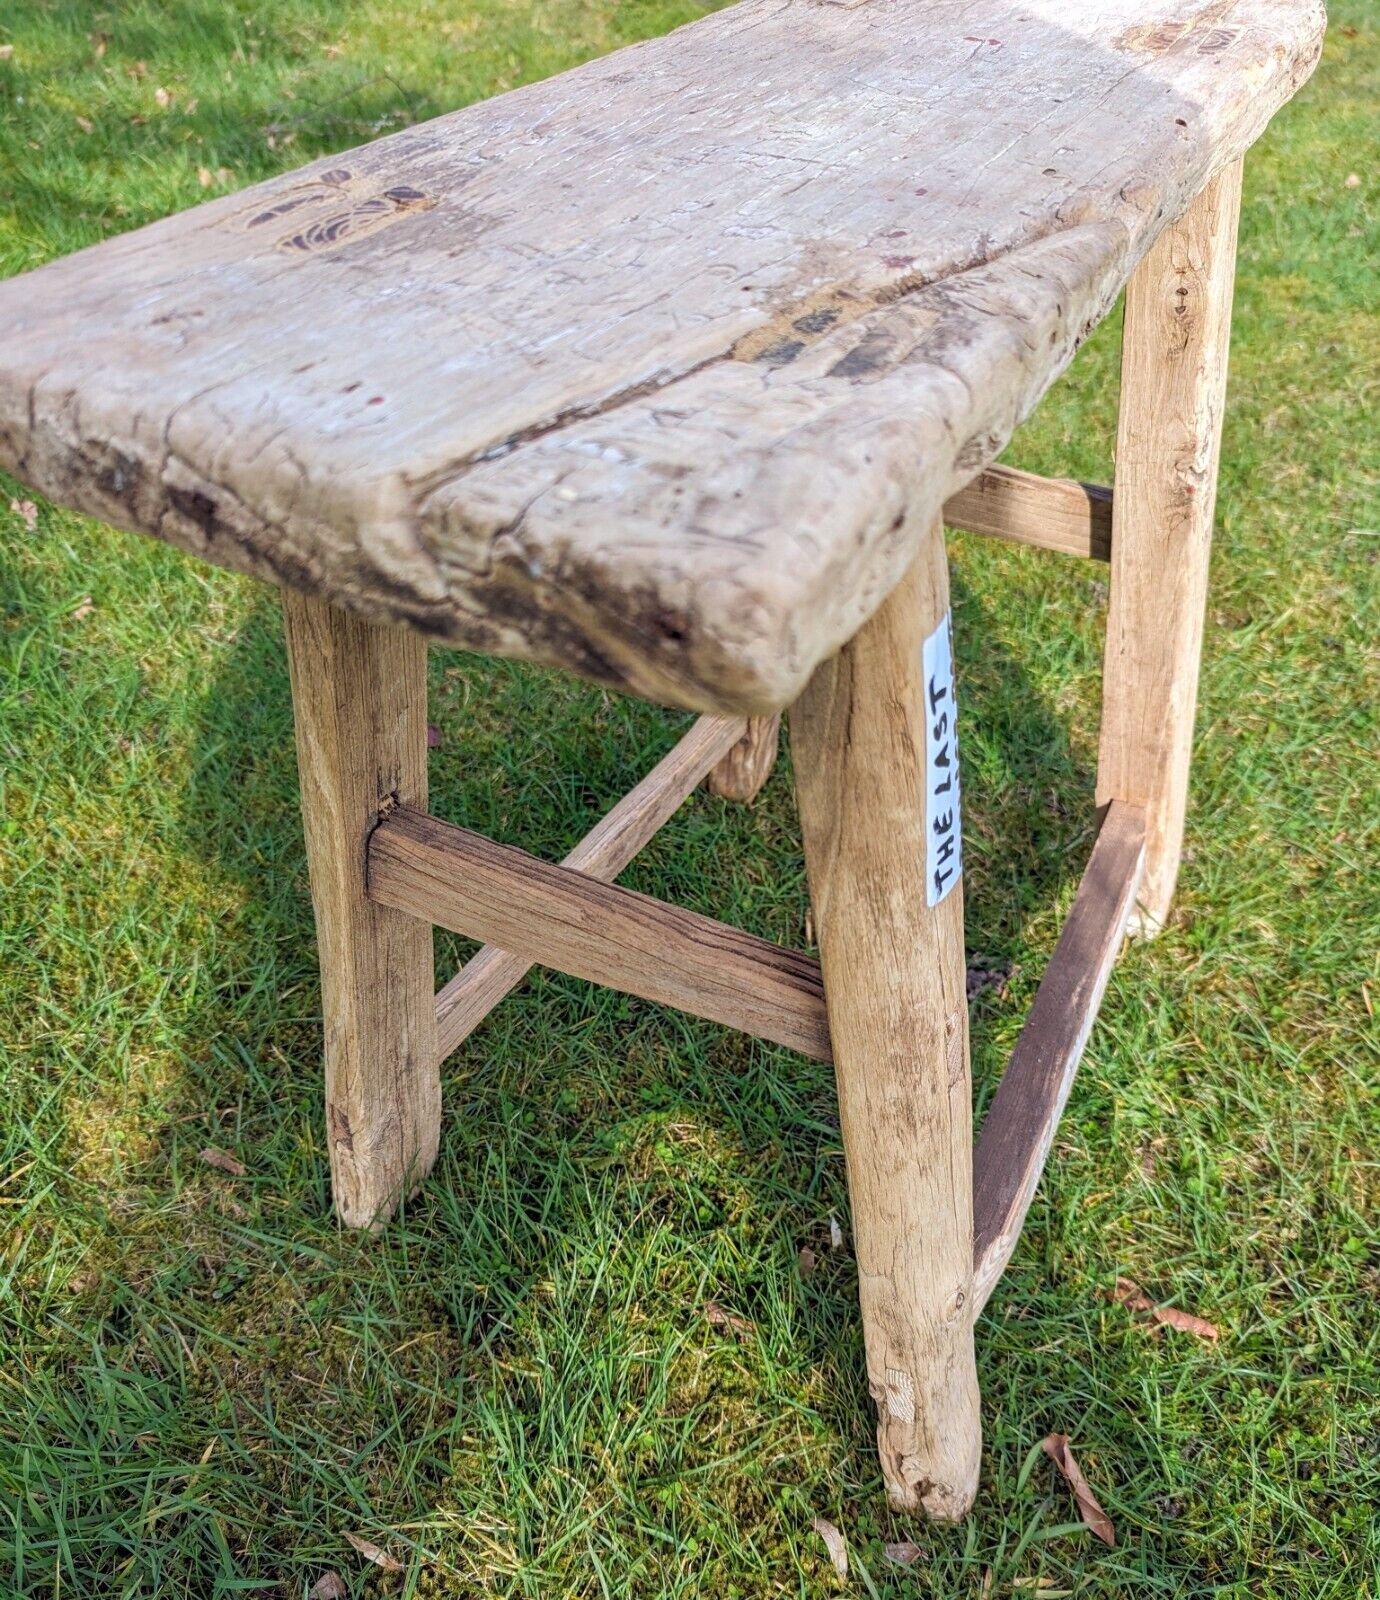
xmin=0 ymin=0 xmax=1323 ymax=713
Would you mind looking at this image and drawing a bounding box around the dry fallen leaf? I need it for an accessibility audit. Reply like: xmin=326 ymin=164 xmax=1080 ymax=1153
xmin=198 ymin=1146 xmax=245 ymax=1177
xmin=1112 ymin=1278 xmax=1155 ymax=1313
xmin=0 ymin=45 xmax=14 ymax=60
xmin=798 ymin=1245 xmax=817 ymax=1275
xmin=829 ymin=1214 xmax=844 ymax=1250
xmin=75 ymin=114 xmax=94 ymax=132
xmin=308 ymin=1574 xmax=348 ymax=1600
xmin=1152 ymin=1304 xmax=1220 ymax=1340
xmin=1113 ymin=1278 xmax=1220 ymax=1342
xmin=811 ymin=1516 xmax=848 ymax=1577
xmin=884 ymin=1539 xmax=923 ymax=1565
xmin=426 ymin=722 xmax=443 ymax=748
xmin=1041 ymin=1433 xmax=1115 ymax=1548
xmin=154 ymin=85 xmax=173 ymax=107
xmin=198 ymin=166 xmax=213 ymax=188
xmin=1344 ymin=173 xmax=1360 ymax=189
xmin=10 ymin=498 xmax=38 ymax=531
xmin=704 ymin=1300 xmax=755 ymax=1338
xmin=344 ymin=1532 xmax=404 ymax=1572
xmin=70 ymin=596 xmax=95 ymax=621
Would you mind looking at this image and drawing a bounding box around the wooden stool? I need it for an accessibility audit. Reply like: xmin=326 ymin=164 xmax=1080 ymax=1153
xmin=0 ymin=0 xmax=1323 ymax=1519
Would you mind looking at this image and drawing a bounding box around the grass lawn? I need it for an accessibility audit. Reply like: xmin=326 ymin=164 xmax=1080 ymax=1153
xmin=1 ymin=2 xmax=1376 ymax=1596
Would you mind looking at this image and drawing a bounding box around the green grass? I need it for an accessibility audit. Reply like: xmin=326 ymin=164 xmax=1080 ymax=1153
xmin=1 ymin=3 xmax=1376 ymax=1596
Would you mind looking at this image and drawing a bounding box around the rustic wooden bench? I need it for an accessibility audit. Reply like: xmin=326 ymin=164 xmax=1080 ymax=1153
xmin=0 ymin=0 xmax=1323 ymax=1519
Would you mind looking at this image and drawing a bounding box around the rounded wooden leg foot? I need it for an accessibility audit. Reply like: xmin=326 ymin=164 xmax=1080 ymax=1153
xmin=877 ymin=1348 xmax=982 ymax=1519
xmin=793 ymin=515 xmax=981 ymax=1520
xmin=884 ymin=1450 xmax=981 ymax=1521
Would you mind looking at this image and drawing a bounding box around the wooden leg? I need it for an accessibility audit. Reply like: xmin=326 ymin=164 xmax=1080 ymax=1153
xmin=1097 ymin=159 xmax=1243 ymax=936
xmin=791 ymin=515 xmax=980 ymax=1520
xmin=704 ymin=714 xmax=780 ymax=803
xmin=281 ymin=592 xmax=440 ymax=1229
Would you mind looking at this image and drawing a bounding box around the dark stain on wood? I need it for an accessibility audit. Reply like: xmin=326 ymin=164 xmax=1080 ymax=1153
xmin=278 ymin=188 xmax=436 ymax=256
xmin=167 ymin=484 xmax=221 ymax=535
xmin=828 ymin=328 xmax=897 ymax=381
xmin=95 ymin=447 xmax=142 ymax=501
xmin=793 ymin=307 xmax=841 ymax=334
xmin=756 ymin=338 xmax=806 ymax=366
xmin=230 ymin=166 xmax=436 ymax=255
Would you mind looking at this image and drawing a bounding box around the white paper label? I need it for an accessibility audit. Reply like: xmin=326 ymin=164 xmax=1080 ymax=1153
xmin=922 ymin=610 xmax=962 ymax=907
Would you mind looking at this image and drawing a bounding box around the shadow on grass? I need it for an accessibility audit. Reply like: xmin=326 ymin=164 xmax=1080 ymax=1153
xmin=156 ymin=557 xmax=1093 ymax=1495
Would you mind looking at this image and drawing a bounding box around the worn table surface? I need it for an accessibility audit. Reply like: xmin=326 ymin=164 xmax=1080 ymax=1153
xmin=0 ymin=0 xmax=1322 ymax=713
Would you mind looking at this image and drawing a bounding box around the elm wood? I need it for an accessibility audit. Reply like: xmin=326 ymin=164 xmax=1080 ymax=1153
xmin=280 ymin=591 xmax=439 ymax=1229
xmin=0 ymin=3 xmax=1322 ymax=715
xmin=434 ymin=713 xmax=746 ymax=1061
xmin=704 ymin=716 xmax=781 ymax=804
xmin=791 ymin=516 xmax=980 ymax=1521
xmin=944 ymin=465 xmax=1113 ymax=562
xmin=1098 ymin=160 xmax=1244 ymax=935
xmin=370 ymin=808 xmax=833 ymax=1063
xmin=971 ymin=802 xmax=1147 ymax=1315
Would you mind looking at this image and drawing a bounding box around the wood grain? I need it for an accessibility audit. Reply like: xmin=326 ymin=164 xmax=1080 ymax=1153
xmin=791 ymin=515 xmax=980 ymax=1520
xmin=704 ymin=715 xmax=781 ymax=804
xmin=945 ymin=464 xmax=1113 ymax=561
xmin=434 ymin=713 xmax=746 ymax=1060
xmin=281 ymin=591 xmax=439 ymax=1229
xmin=371 ymin=807 xmax=832 ymax=1062
xmin=0 ymin=2 xmax=1322 ymax=714
xmin=1097 ymin=160 xmax=1243 ymax=934
xmin=971 ymin=802 xmax=1147 ymax=1313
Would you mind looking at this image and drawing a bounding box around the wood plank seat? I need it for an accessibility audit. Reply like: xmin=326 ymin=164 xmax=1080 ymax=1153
xmin=0 ymin=0 xmax=1323 ymax=1524
xmin=0 ymin=0 xmax=1321 ymax=714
